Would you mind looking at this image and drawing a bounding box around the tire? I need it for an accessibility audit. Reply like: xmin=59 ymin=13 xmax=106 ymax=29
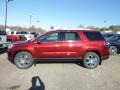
xmin=14 ymin=51 xmax=34 ymax=69
xmin=109 ymin=46 xmax=117 ymax=55
xmin=83 ymin=52 xmax=100 ymax=69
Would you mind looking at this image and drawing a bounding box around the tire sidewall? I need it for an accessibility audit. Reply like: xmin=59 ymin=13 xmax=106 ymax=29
xmin=109 ymin=46 xmax=117 ymax=55
xmin=83 ymin=52 xmax=100 ymax=69
xmin=14 ymin=51 xmax=33 ymax=69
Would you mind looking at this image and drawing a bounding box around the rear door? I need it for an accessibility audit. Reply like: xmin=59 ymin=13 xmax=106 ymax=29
xmin=55 ymin=32 xmax=82 ymax=58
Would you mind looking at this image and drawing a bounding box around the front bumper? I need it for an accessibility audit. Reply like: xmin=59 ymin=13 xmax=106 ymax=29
xmin=7 ymin=48 xmax=15 ymax=63
xmin=0 ymin=47 xmax=8 ymax=53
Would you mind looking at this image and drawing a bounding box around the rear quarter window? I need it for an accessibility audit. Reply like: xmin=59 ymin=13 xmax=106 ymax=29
xmin=84 ymin=31 xmax=105 ymax=41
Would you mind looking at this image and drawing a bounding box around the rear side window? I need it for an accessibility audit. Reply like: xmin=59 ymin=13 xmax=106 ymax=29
xmin=84 ymin=31 xmax=105 ymax=41
xmin=62 ymin=32 xmax=80 ymax=41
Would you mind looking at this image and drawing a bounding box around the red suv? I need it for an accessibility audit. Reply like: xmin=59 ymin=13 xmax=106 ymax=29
xmin=7 ymin=30 xmax=109 ymax=69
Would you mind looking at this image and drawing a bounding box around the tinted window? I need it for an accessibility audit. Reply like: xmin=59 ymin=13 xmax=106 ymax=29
xmin=104 ymin=34 xmax=114 ymax=38
xmin=110 ymin=35 xmax=120 ymax=41
xmin=0 ymin=31 xmax=7 ymax=35
xmin=62 ymin=32 xmax=80 ymax=41
xmin=41 ymin=32 xmax=59 ymax=42
xmin=11 ymin=32 xmax=14 ymax=34
xmin=21 ymin=32 xmax=28 ymax=34
xmin=16 ymin=32 xmax=21 ymax=34
xmin=102 ymin=33 xmax=119 ymax=41
xmin=84 ymin=31 xmax=104 ymax=41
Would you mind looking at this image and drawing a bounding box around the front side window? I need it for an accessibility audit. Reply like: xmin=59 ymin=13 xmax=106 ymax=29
xmin=41 ymin=32 xmax=59 ymax=42
xmin=62 ymin=32 xmax=80 ymax=41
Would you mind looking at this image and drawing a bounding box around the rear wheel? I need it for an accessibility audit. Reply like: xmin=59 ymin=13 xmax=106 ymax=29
xmin=109 ymin=46 xmax=117 ymax=55
xmin=14 ymin=51 xmax=34 ymax=69
xmin=83 ymin=52 xmax=100 ymax=69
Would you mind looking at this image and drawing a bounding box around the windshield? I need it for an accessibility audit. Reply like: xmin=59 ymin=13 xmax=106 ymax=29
xmin=107 ymin=35 xmax=120 ymax=41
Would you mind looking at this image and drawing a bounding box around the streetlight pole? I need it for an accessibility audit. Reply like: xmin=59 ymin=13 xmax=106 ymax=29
xmin=37 ymin=20 xmax=40 ymax=32
xmin=5 ymin=0 xmax=13 ymax=30
xmin=30 ymin=15 xmax=32 ymax=32
xmin=104 ymin=20 xmax=107 ymax=32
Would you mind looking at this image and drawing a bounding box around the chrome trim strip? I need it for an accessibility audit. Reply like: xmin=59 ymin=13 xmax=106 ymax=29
xmin=34 ymin=57 xmax=82 ymax=60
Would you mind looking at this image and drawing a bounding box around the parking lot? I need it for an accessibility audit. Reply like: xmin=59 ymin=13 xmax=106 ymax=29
xmin=0 ymin=53 xmax=120 ymax=90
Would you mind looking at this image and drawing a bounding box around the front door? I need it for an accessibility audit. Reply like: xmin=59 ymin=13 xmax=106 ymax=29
xmin=34 ymin=32 xmax=61 ymax=58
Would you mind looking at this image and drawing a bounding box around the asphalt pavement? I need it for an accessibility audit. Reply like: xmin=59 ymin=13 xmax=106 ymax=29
xmin=0 ymin=53 xmax=120 ymax=90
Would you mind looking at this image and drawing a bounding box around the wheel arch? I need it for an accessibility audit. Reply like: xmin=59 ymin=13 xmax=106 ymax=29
xmin=13 ymin=50 xmax=34 ymax=63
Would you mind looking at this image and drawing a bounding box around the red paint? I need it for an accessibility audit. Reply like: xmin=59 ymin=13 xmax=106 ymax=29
xmin=7 ymin=30 xmax=109 ymax=62
xmin=7 ymin=35 xmax=21 ymax=42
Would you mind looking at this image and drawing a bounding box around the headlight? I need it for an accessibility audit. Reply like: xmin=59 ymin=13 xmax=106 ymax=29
xmin=3 ymin=43 xmax=7 ymax=47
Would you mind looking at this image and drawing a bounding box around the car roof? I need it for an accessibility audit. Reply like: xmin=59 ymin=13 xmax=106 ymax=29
xmin=49 ymin=29 xmax=99 ymax=32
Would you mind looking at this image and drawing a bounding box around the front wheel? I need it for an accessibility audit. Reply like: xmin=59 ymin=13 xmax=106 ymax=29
xmin=109 ymin=46 xmax=117 ymax=55
xmin=83 ymin=52 xmax=100 ymax=69
xmin=14 ymin=51 xmax=34 ymax=69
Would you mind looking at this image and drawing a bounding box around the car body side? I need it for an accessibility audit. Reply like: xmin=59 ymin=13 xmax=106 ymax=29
xmin=8 ymin=30 xmax=109 ymax=62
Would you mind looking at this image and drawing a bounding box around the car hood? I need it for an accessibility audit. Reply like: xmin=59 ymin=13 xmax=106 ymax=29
xmin=13 ymin=40 xmax=30 ymax=45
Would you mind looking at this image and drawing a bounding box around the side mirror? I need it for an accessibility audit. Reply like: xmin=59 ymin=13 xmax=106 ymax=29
xmin=37 ymin=41 xmax=41 ymax=44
